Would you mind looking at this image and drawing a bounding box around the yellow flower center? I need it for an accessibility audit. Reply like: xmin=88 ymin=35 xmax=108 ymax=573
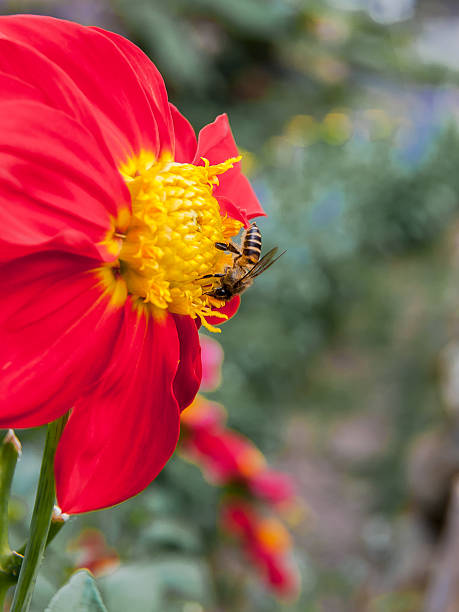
xmin=99 ymin=152 xmax=243 ymax=332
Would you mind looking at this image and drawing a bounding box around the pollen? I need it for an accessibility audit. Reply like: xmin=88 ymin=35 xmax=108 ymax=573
xmin=100 ymin=153 xmax=243 ymax=331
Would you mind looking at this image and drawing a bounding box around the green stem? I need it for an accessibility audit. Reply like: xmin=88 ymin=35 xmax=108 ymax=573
xmin=0 ymin=430 xmax=22 ymax=610
xmin=10 ymin=415 xmax=68 ymax=612
xmin=15 ymin=507 xmax=69 ymax=559
xmin=0 ymin=508 xmax=69 ymax=591
xmin=0 ymin=431 xmax=21 ymax=559
xmin=0 ymin=575 xmax=14 ymax=611
xmin=3 ymin=508 xmax=70 ymax=581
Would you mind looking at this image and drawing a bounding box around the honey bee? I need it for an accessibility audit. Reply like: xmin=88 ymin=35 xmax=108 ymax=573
xmin=201 ymin=222 xmax=285 ymax=301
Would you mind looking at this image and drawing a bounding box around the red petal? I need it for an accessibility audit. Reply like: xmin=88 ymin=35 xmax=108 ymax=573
xmin=221 ymin=499 xmax=254 ymax=536
xmin=0 ymin=253 xmax=124 ymax=428
xmin=0 ymin=71 xmax=46 ymax=104
xmin=221 ymin=500 xmax=299 ymax=599
xmin=194 ymin=114 xmax=266 ymax=222
xmin=92 ymin=25 xmax=175 ymax=159
xmin=259 ymin=552 xmax=300 ymax=599
xmin=0 ymin=15 xmax=171 ymax=161
xmin=0 ymin=99 xmax=128 ymax=262
xmin=55 ymin=308 xmax=181 ymax=513
xmin=217 ymin=196 xmax=249 ymax=227
xmin=172 ymin=314 xmax=202 ymax=411
xmin=182 ymin=429 xmax=241 ymax=483
xmin=0 ymin=36 xmax=118 ymax=166
xmin=206 ymin=296 xmax=241 ymax=327
xmin=199 ymin=335 xmax=224 ymax=392
xmin=169 ymin=104 xmax=197 ymax=163
xmin=180 ymin=396 xmax=227 ymax=431
xmin=249 ymin=470 xmax=296 ymax=505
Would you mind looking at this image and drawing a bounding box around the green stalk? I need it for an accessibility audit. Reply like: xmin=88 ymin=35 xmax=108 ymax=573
xmin=0 ymin=578 xmax=13 ymax=610
xmin=0 ymin=430 xmax=22 ymax=608
xmin=10 ymin=415 xmax=68 ymax=612
xmin=5 ymin=507 xmax=70 ymax=581
xmin=0 ymin=431 xmax=21 ymax=560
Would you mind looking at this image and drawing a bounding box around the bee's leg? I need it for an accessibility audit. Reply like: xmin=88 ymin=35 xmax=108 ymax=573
xmin=215 ymin=242 xmax=241 ymax=255
xmin=197 ymin=273 xmax=225 ymax=280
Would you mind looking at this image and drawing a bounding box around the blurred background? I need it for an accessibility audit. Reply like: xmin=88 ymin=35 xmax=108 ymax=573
xmin=5 ymin=0 xmax=459 ymax=610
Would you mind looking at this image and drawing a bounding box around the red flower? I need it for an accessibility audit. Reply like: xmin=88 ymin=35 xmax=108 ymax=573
xmin=181 ymin=396 xmax=296 ymax=507
xmin=181 ymin=341 xmax=300 ymax=599
xmin=180 ymin=396 xmax=227 ymax=432
xmin=248 ymin=469 xmax=296 ymax=506
xmin=221 ymin=500 xmax=300 ymax=599
xmin=182 ymin=424 xmax=267 ymax=484
xmin=68 ymin=528 xmax=119 ymax=577
xmin=0 ymin=15 xmax=265 ymax=513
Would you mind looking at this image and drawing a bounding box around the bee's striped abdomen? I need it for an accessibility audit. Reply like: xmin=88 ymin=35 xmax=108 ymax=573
xmin=242 ymin=222 xmax=262 ymax=264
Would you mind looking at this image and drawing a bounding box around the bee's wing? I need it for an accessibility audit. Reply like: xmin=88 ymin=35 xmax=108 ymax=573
xmin=235 ymin=248 xmax=286 ymax=287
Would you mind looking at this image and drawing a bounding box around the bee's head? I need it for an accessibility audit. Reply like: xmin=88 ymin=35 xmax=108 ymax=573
xmin=209 ymin=286 xmax=232 ymax=300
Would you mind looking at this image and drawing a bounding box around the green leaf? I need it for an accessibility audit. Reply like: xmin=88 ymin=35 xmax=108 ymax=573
xmin=45 ymin=570 xmax=108 ymax=612
xmin=99 ymin=558 xmax=214 ymax=612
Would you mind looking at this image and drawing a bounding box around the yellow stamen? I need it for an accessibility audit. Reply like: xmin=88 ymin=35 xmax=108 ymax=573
xmin=99 ymin=152 xmax=243 ymax=331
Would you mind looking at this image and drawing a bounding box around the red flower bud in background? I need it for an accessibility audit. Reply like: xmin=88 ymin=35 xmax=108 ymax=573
xmin=180 ymin=396 xmax=227 ymax=433
xmin=181 ymin=395 xmax=296 ymax=508
xmin=199 ymin=335 xmax=224 ymax=392
xmin=221 ymin=500 xmax=300 ymax=599
xmin=180 ymin=337 xmax=301 ymax=599
xmin=249 ymin=469 xmax=297 ymax=506
xmin=68 ymin=528 xmax=119 ymax=577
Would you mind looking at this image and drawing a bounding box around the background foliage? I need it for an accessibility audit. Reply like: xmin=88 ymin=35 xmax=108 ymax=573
xmin=4 ymin=0 xmax=459 ymax=610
